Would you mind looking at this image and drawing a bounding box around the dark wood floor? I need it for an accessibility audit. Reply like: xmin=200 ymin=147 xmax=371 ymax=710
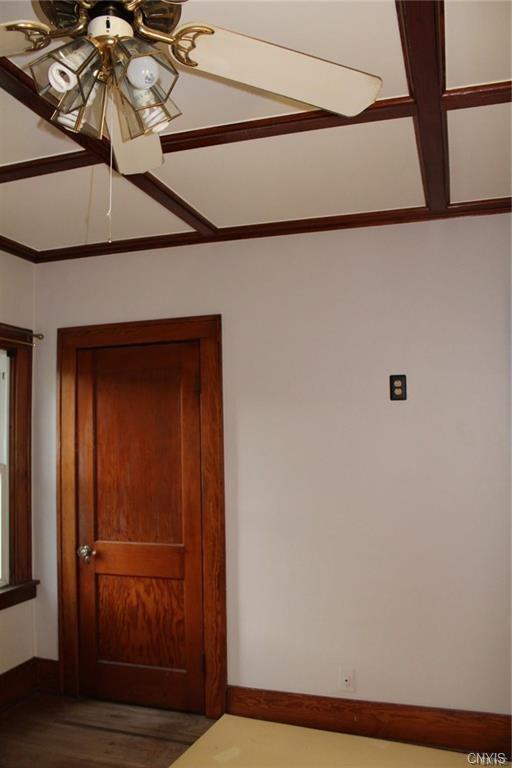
xmin=0 ymin=693 xmax=214 ymax=768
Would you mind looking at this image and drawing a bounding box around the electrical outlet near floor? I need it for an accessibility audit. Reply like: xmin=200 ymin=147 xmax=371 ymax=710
xmin=339 ymin=668 xmax=356 ymax=693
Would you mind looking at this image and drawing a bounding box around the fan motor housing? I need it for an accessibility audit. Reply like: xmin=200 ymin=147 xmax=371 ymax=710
xmin=39 ymin=1 xmax=183 ymax=36
xmin=89 ymin=2 xmax=133 ymax=22
xmin=88 ymin=14 xmax=134 ymax=40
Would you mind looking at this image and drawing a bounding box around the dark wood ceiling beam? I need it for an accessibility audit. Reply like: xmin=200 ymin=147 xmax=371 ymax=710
xmin=447 ymin=197 xmax=512 ymax=215
xmin=0 ymin=79 xmax=509 ymax=184
xmin=1 ymin=40 xmax=510 ymax=260
xmin=35 ymin=198 xmax=511 ymax=263
xmin=161 ymin=96 xmax=416 ymax=154
xmin=129 ymin=174 xmax=217 ymax=235
xmin=0 ymin=57 xmax=215 ymax=233
xmin=0 ymin=95 xmax=414 ymax=185
xmin=0 ymin=150 xmax=102 ymax=184
xmin=396 ymin=1 xmax=449 ymax=212
xmin=442 ymin=81 xmax=512 ymax=111
xmin=0 ymin=235 xmax=38 ymax=262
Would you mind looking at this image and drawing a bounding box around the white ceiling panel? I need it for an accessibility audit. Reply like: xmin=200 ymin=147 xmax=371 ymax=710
xmin=445 ymin=0 xmax=512 ymax=88
xmin=156 ymin=118 xmax=424 ymax=226
xmin=0 ymin=165 xmax=192 ymax=249
xmin=0 ymin=0 xmax=37 ymax=22
xmin=448 ymin=103 xmax=512 ymax=203
xmin=0 ymin=90 xmax=80 ymax=165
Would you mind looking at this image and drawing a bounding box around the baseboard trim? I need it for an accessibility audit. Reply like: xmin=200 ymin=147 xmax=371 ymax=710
xmin=0 ymin=659 xmax=35 ymax=708
xmin=34 ymin=657 xmax=60 ymax=693
xmin=227 ymin=685 xmax=511 ymax=757
xmin=0 ymin=657 xmax=60 ymax=708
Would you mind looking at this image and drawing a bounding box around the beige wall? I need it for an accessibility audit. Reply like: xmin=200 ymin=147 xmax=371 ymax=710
xmin=0 ymin=601 xmax=35 ymax=674
xmin=0 ymin=250 xmax=35 ymax=673
xmin=0 ymin=249 xmax=34 ymax=330
xmin=30 ymin=215 xmax=511 ymax=713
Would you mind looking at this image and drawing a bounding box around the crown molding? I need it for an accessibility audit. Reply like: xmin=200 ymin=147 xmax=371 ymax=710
xmin=33 ymin=199 xmax=511 ymax=263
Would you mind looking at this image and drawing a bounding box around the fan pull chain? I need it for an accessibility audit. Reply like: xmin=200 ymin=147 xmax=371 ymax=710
xmin=106 ymin=97 xmax=114 ymax=244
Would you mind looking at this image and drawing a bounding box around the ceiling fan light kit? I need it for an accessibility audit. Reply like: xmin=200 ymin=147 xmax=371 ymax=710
xmin=27 ymin=3 xmax=183 ymax=159
xmin=30 ymin=37 xmax=102 ymax=113
xmin=53 ymin=74 xmax=109 ymax=138
xmin=113 ymin=36 xmax=181 ymax=139
xmin=2 ymin=0 xmax=383 ymax=175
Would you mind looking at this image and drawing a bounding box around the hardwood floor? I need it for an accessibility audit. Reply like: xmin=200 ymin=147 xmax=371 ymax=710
xmin=0 ymin=693 xmax=214 ymax=768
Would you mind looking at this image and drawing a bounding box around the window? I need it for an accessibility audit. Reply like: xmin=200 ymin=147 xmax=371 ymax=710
xmin=0 ymin=323 xmax=37 ymax=610
xmin=0 ymin=350 xmax=10 ymax=588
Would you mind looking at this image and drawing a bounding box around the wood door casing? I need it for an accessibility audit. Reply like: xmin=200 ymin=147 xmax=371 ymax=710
xmin=76 ymin=341 xmax=204 ymax=711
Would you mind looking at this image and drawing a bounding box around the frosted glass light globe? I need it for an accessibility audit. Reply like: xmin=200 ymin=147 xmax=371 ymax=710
xmin=127 ymin=56 xmax=160 ymax=90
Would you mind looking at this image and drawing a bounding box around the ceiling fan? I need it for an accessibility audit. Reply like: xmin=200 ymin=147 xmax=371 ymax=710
xmin=0 ymin=1 xmax=383 ymax=175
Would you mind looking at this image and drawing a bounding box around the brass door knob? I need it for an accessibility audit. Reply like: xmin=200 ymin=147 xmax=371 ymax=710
xmin=77 ymin=544 xmax=96 ymax=564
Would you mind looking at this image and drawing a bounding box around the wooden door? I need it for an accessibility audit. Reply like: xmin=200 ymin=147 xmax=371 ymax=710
xmin=76 ymin=341 xmax=204 ymax=712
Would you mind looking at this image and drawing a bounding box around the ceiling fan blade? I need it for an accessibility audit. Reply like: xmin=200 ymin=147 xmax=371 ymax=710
xmin=0 ymin=20 xmax=51 ymax=56
xmin=170 ymin=24 xmax=382 ymax=118
xmin=109 ymin=105 xmax=164 ymax=175
xmin=32 ymin=2 xmax=51 ymax=26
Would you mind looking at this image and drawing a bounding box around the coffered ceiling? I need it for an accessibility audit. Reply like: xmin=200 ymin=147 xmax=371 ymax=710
xmin=0 ymin=0 xmax=510 ymax=263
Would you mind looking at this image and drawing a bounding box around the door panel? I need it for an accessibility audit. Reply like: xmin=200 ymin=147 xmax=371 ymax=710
xmin=76 ymin=341 xmax=204 ymax=711
xmin=97 ymin=575 xmax=186 ymax=668
xmin=94 ymin=346 xmax=184 ymax=544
